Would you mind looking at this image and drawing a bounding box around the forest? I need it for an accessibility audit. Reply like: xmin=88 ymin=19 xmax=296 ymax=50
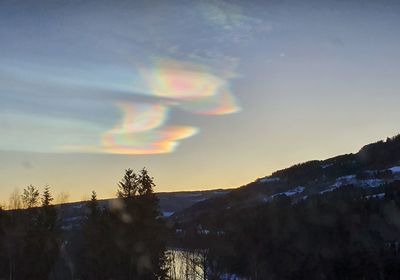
xmin=1 ymin=136 xmax=400 ymax=279
xmin=174 ymin=181 xmax=400 ymax=279
xmin=0 ymin=168 xmax=168 ymax=280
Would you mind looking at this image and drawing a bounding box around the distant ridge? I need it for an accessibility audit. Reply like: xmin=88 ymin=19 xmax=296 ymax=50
xmin=174 ymin=133 xmax=400 ymax=222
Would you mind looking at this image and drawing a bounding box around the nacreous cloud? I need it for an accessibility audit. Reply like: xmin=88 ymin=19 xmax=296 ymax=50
xmin=180 ymin=88 xmax=241 ymax=115
xmin=139 ymin=58 xmax=240 ymax=115
xmin=98 ymin=102 xmax=198 ymax=155
xmin=141 ymin=58 xmax=224 ymax=100
xmin=111 ymin=102 xmax=167 ymax=133
xmin=66 ymin=126 xmax=198 ymax=155
xmin=100 ymin=126 xmax=198 ymax=155
xmin=95 ymin=56 xmax=242 ymax=155
xmin=0 ymin=58 xmax=239 ymax=155
xmin=94 ymin=56 xmax=242 ymax=155
xmin=63 ymin=102 xmax=198 ymax=155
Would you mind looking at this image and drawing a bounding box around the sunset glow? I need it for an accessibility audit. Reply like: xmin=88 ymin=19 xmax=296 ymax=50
xmin=0 ymin=0 xmax=399 ymax=201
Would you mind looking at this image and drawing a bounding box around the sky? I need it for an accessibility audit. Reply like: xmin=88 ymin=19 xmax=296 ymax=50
xmin=1 ymin=0 xmax=400 ymax=203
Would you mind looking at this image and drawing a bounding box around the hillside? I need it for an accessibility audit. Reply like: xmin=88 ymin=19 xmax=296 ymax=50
xmin=173 ymin=134 xmax=400 ymax=226
xmin=56 ymin=134 xmax=400 ymax=232
xmin=56 ymin=189 xmax=229 ymax=231
xmin=164 ymin=134 xmax=400 ymax=279
xmin=3 ymin=134 xmax=400 ymax=279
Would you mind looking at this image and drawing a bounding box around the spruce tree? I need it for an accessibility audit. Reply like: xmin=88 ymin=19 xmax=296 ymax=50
xmin=81 ymin=190 xmax=109 ymax=280
xmin=138 ymin=168 xmax=155 ymax=196
xmin=136 ymin=168 xmax=167 ymax=279
xmin=118 ymin=169 xmax=139 ymax=198
xmin=111 ymin=168 xmax=168 ymax=279
xmin=88 ymin=191 xmax=100 ymax=220
xmin=21 ymin=186 xmax=59 ymax=279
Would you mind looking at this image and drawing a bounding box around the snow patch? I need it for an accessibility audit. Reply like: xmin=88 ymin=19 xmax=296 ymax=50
xmin=359 ymin=179 xmax=385 ymax=188
xmin=320 ymin=186 xmax=340 ymax=194
xmin=337 ymin=175 xmax=357 ymax=181
xmin=320 ymin=175 xmax=386 ymax=194
xmin=264 ymin=186 xmax=305 ymax=202
xmin=365 ymin=193 xmax=385 ymax=199
xmin=283 ymin=186 xmax=305 ymax=196
xmin=389 ymin=166 xmax=400 ymax=174
xmin=331 ymin=175 xmax=357 ymax=188
xmin=260 ymin=177 xmax=280 ymax=184
xmin=163 ymin=211 xmax=175 ymax=217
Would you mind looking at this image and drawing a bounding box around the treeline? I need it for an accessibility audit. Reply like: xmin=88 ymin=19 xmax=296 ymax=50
xmin=176 ymin=180 xmax=400 ymax=279
xmin=270 ymin=134 xmax=400 ymax=185
xmin=0 ymin=168 xmax=168 ymax=280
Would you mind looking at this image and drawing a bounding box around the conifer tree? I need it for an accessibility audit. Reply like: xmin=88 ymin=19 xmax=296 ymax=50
xmin=117 ymin=169 xmax=139 ymax=198
xmin=41 ymin=186 xmax=54 ymax=207
xmin=138 ymin=170 xmax=168 ymax=280
xmin=21 ymin=186 xmax=59 ymax=279
xmin=81 ymin=190 xmax=110 ymax=280
xmin=38 ymin=186 xmax=57 ymax=231
xmin=88 ymin=191 xmax=100 ymax=220
xmin=138 ymin=168 xmax=155 ymax=196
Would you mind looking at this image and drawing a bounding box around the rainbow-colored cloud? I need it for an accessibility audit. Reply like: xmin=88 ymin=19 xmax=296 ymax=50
xmin=94 ymin=58 xmax=240 ymax=155
xmin=2 ymin=58 xmax=240 ymax=156
xmin=111 ymin=102 xmax=167 ymax=133
xmin=99 ymin=102 xmax=197 ymax=155
xmin=180 ymin=88 xmax=240 ymax=115
xmin=142 ymin=59 xmax=224 ymax=100
xmin=140 ymin=58 xmax=240 ymax=115
xmin=100 ymin=126 xmax=198 ymax=155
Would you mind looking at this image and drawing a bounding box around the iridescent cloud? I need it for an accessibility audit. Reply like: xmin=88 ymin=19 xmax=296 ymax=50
xmin=141 ymin=58 xmax=224 ymax=100
xmin=100 ymin=126 xmax=198 ymax=155
xmin=96 ymin=102 xmax=198 ymax=155
xmin=0 ymin=57 xmax=240 ymax=155
xmin=86 ymin=58 xmax=242 ymax=155
xmin=111 ymin=102 xmax=167 ymax=133
xmin=180 ymin=88 xmax=240 ymax=115
xmin=65 ymin=126 xmax=197 ymax=155
xmin=64 ymin=102 xmax=198 ymax=155
xmin=139 ymin=58 xmax=240 ymax=115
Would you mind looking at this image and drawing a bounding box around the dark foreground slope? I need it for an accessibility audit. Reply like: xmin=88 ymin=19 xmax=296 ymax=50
xmin=173 ymin=134 xmax=400 ymax=226
xmin=169 ymin=134 xmax=400 ymax=279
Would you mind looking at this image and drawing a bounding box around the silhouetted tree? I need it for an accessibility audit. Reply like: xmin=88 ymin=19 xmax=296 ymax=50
xmin=117 ymin=168 xmax=139 ymax=198
xmin=0 ymin=207 xmax=7 ymax=278
xmin=138 ymin=168 xmax=155 ymax=196
xmin=108 ymin=168 xmax=168 ymax=279
xmin=8 ymin=188 xmax=22 ymax=210
xmin=20 ymin=186 xmax=59 ymax=280
xmin=21 ymin=185 xmax=39 ymax=209
xmin=88 ymin=191 xmax=100 ymax=220
xmin=135 ymin=168 xmax=168 ymax=279
xmin=80 ymin=191 xmax=111 ymax=280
